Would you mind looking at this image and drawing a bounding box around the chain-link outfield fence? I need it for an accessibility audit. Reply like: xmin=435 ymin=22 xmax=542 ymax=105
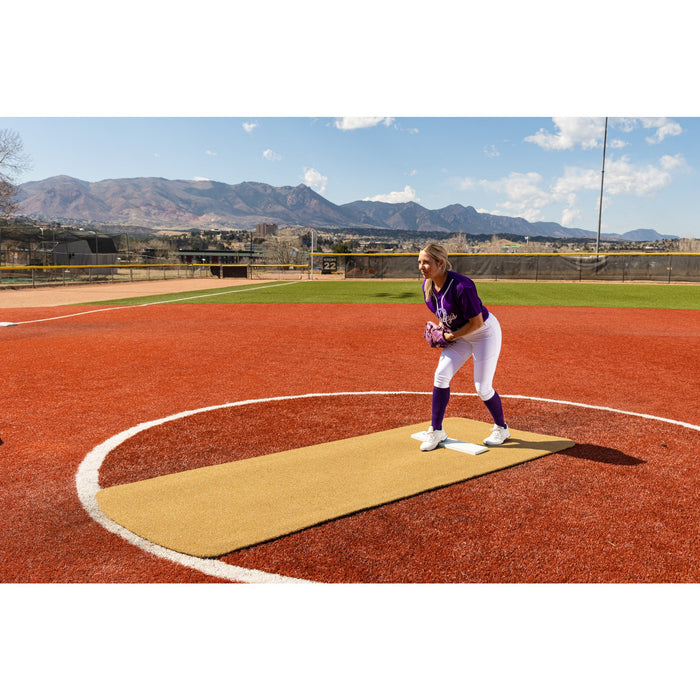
xmin=0 ymin=264 xmax=209 ymax=287
xmin=312 ymin=253 xmax=700 ymax=283
xmin=0 ymin=263 xmax=310 ymax=288
xmin=2 ymin=254 xmax=700 ymax=289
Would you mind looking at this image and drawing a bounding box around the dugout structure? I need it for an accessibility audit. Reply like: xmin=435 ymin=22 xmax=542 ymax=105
xmin=53 ymin=233 xmax=119 ymax=273
xmin=315 ymin=252 xmax=700 ymax=283
xmin=178 ymin=250 xmax=249 ymax=278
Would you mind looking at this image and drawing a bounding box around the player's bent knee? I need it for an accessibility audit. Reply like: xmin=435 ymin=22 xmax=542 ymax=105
xmin=434 ymin=374 xmax=451 ymax=389
xmin=475 ymin=385 xmax=495 ymax=401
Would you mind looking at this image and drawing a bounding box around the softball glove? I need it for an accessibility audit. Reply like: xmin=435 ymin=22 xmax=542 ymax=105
xmin=424 ymin=321 xmax=453 ymax=348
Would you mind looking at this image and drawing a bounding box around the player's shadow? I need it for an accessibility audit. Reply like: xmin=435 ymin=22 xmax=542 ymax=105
xmin=556 ymin=442 xmax=644 ymax=466
xmin=500 ymin=438 xmax=643 ymax=466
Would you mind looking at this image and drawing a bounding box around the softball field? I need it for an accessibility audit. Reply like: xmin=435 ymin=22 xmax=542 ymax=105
xmin=2 ymin=276 xmax=699 ymax=583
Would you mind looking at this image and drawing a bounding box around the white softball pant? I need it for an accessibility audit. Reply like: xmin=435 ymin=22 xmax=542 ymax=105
xmin=433 ymin=313 xmax=502 ymax=401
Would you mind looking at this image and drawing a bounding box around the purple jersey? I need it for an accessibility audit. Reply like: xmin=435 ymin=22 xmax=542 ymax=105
xmin=423 ymin=270 xmax=489 ymax=331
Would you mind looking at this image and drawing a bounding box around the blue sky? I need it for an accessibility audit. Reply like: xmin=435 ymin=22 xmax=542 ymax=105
xmin=4 ymin=116 xmax=696 ymax=237
xmin=4 ymin=1 xmax=698 ymax=237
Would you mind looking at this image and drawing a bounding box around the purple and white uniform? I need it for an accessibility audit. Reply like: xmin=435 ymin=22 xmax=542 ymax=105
xmin=424 ymin=270 xmax=502 ymax=402
xmin=423 ymin=270 xmax=490 ymax=332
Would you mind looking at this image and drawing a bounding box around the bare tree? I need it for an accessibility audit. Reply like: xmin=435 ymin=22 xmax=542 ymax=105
xmin=0 ymin=129 xmax=31 ymax=217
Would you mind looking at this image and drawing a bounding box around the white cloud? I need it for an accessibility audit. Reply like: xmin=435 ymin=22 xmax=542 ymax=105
xmin=610 ymin=118 xmax=637 ymax=133
xmin=302 ymin=167 xmax=328 ymax=194
xmin=659 ymin=153 xmax=687 ymax=171
xmin=608 ymin=117 xmax=682 ymax=144
xmin=242 ymin=122 xmax=258 ymax=134
xmin=205 ymin=149 xmax=217 ymax=156
xmin=483 ymin=144 xmax=500 ymax=158
xmin=363 ymin=185 xmax=418 ymax=204
xmin=641 ymin=117 xmax=683 ymax=143
xmin=193 ymin=176 xmax=210 ymax=181
xmin=603 ymin=155 xmax=674 ymax=196
xmin=524 ymin=117 xmax=607 ymax=151
xmin=479 ymin=171 xmax=553 ymax=217
xmin=334 ymin=117 xmax=395 ymax=131
xmin=561 ymin=207 xmax=581 ymax=227
xmin=262 ymin=148 xmax=281 ymax=161
xmin=474 ymin=151 xmax=684 ymax=226
xmin=526 ymin=117 xmax=683 ymax=152
xmin=554 ymin=154 xmax=687 ymax=199
xmin=552 ymin=166 xmax=601 ymax=196
xmin=561 ymin=193 xmax=581 ymax=227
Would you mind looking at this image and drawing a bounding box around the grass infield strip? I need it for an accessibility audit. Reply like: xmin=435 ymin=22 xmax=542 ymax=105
xmin=85 ymin=279 xmax=700 ymax=309
xmin=95 ymin=417 xmax=574 ymax=557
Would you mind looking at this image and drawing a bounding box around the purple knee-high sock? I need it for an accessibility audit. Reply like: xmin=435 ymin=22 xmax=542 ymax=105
xmin=483 ymin=391 xmax=506 ymax=428
xmin=431 ymin=386 xmax=450 ymax=430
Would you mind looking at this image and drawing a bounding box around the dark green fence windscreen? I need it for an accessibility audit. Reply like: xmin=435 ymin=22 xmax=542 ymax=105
xmin=317 ymin=253 xmax=700 ymax=283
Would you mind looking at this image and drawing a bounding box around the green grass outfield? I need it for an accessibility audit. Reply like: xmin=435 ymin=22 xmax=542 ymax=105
xmin=87 ymin=279 xmax=700 ymax=310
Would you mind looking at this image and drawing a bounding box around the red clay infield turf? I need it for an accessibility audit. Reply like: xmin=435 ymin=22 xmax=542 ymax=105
xmin=1 ymin=300 xmax=698 ymax=583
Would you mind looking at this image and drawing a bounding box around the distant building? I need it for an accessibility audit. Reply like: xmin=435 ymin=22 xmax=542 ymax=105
xmin=177 ymin=248 xmax=266 ymax=278
xmin=256 ymin=223 xmax=278 ymax=236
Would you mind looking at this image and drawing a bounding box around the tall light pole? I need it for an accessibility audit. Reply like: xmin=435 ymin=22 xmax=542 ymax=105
xmin=595 ymin=117 xmax=608 ymax=256
xmin=309 ymin=230 xmax=316 ymax=279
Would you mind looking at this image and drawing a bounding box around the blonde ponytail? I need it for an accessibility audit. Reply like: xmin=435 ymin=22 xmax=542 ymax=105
xmin=421 ymin=243 xmax=452 ymax=303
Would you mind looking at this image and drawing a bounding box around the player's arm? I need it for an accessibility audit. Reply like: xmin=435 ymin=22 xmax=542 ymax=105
xmin=443 ymin=313 xmax=484 ymax=342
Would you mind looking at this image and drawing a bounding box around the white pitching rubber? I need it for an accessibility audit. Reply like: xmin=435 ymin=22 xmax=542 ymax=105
xmin=411 ymin=432 xmax=488 ymax=455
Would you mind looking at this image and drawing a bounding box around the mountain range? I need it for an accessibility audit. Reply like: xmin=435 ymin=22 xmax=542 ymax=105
xmin=15 ymin=175 xmax=676 ymax=241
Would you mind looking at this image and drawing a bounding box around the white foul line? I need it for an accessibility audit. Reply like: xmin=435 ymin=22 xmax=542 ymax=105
xmin=1 ymin=280 xmax=303 ymax=326
xmin=75 ymin=391 xmax=700 ymax=584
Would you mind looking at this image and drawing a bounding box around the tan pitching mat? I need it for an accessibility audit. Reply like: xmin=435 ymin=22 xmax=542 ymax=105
xmin=96 ymin=417 xmax=575 ymax=557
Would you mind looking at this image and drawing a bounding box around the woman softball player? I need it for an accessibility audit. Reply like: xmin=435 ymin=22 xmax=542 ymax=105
xmin=418 ymin=243 xmax=509 ymax=451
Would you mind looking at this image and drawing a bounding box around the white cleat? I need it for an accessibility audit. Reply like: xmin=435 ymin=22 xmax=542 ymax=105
xmin=420 ymin=427 xmax=448 ymax=451
xmin=484 ymin=424 xmax=510 ymax=446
